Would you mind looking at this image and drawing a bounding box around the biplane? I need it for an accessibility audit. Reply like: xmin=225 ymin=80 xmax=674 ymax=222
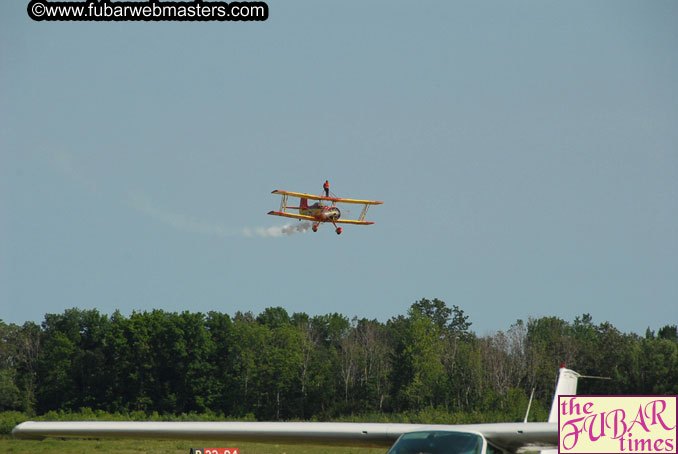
xmin=268 ymin=190 xmax=383 ymax=234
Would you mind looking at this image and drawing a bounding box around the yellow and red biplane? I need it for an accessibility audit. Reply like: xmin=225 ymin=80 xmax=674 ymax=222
xmin=268 ymin=190 xmax=383 ymax=235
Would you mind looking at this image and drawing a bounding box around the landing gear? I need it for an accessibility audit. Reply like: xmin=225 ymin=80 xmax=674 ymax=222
xmin=312 ymin=224 xmax=319 ymax=232
xmin=330 ymin=220 xmax=342 ymax=235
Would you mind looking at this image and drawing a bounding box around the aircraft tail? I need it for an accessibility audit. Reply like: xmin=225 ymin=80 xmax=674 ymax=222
xmin=547 ymin=365 xmax=580 ymax=423
xmin=300 ymin=198 xmax=309 ymax=210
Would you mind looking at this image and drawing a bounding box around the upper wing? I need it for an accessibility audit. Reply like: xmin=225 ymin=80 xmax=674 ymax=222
xmin=12 ymin=420 xmax=556 ymax=452
xmin=272 ymin=190 xmax=383 ymax=205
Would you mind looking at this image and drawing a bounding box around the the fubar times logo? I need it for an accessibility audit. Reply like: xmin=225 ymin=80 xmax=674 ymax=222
xmin=559 ymin=396 xmax=677 ymax=454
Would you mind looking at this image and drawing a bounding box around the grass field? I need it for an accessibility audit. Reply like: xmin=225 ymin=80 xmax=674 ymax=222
xmin=0 ymin=437 xmax=387 ymax=454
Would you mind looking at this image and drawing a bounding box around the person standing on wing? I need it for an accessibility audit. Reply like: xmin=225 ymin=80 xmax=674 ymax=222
xmin=323 ymin=180 xmax=330 ymax=197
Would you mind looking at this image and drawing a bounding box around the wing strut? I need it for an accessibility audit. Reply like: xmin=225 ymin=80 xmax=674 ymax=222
xmin=358 ymin=204 xmax=370 ymax=222
xmin=279 ymin=194 xmax=288 ymax=213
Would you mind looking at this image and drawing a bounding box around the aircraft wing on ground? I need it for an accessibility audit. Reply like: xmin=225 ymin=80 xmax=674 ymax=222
xmin=13 ymin=420 xmax=556 ymax=451
xmin=272 ymin=190 xmax=384 ymax=205
xmin=12 ymin=366 xmax=578 ymax=453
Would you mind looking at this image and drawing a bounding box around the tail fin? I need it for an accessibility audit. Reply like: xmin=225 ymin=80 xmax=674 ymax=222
xmin=300 ymin=198 xmax=308 ymax=210
xmin=548 ymin=365 xmax=581 ymax=423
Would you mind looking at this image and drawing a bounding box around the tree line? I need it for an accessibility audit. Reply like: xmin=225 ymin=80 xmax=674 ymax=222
xmin=1 ymin=299 xmax=676 ymax=422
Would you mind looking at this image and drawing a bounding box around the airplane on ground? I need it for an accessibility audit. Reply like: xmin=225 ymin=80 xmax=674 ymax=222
xmin=13 ymin=366 xmax=581 ymax=453
xmin=267 ymin=189 xmax=383 ymax=235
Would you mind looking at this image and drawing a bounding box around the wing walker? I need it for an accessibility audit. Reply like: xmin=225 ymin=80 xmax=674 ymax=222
xmin=268 ymin=184 xmax=383 ymax=235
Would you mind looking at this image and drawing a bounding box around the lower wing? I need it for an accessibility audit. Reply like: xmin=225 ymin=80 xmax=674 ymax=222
xmin=267 ymin=212 xmax=374 ymax=225
xmin=334 ymin=219 xmax=374 ymax=225
xmin=267 ymin=211 xmax=316 ymax=221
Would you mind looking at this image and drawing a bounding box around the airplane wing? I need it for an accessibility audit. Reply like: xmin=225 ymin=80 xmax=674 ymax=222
xmin=334 ymin=219 xmax=374 ymax=225
xmin=12 ymin=367 xmax=577 ymax=453
xmin=267 ymin=211 xmax=374 ymax=225
xmin=272 ymin=190 xmax=383 ymax=205
xmin=11 ymin=421 xmax=398 ymax=446
xmin=267 ymin=211 xmax=316 ymax=221
xmin=12 ymin=420 xmax=557 ymax=451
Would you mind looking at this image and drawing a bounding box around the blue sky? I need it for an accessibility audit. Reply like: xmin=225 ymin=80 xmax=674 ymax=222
xmin=2 ymin=1 xmax=676 ymax=335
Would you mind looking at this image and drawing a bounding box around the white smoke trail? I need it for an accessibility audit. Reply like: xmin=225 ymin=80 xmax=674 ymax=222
xmin=130 ymin=191 xmax=313 ymax=239
xmin=243 ymin=222 xmax=312 ymax=238
xmin=130 ymin=192 xmax=231 ymax=237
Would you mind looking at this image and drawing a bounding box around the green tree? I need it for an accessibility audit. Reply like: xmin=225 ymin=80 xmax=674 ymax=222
xmin=257 ymin=307 xmax=291 ymax=328
xmin=354 ymin=318 xmax=392 ymax=413
xmin=231 ymin=312 xmax=270 ymax=416
xmin=0 ymin=369 xmax=21 ymax=410
xmin=205 ymin=311 xmax=234 ymax=413
xmin=526 ymin=316 xmax=575 ymax=403
xmin=15 ymin=321 xmax=41 ymax=413
xmin=0 ymin=321 xmax=22 ymax=411
xmin=36 ymin=311 xmax=80 ymax=412
xmin=261 ymin=323 xmax=302 ymax=419
xmin=658 ymin=325 xmax=678 ymax=343
xmin=389 ymin=301 xmax=452 ymax=411
xmin=175 ymin=311 xmax=215 ymax=413
xmin=403 ymin=310 xmax=445 ymax=409
xmin=635 ymin=337 xmax=678 ymax=394
xmin=36 ymin=309 xmax=111 ymax=412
